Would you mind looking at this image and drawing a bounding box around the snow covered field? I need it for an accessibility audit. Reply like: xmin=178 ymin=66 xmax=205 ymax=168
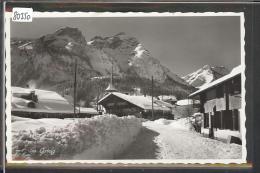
xmin=118 ymin=118 xmax=242 ymax=160
xmin=12 ymin=115 xmax=141 ymax=160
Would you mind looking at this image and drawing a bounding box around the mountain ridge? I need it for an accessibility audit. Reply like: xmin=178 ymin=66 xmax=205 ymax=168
xmin=11 ymin=27 xmax=195 ymax=106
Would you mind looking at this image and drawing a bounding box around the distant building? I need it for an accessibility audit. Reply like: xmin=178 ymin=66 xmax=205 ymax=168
xmin=11 ymin=87 xmax=98 ymax=118
xmin=176 ymin=99 xmax=200 ymax=106
xmin=99 ymin=62 xmax=174 ymax=119
xmin=98 ymin=92 xmax=173 ymax=119
xmin=158 ymin=95 xmax=177 ymax=105
xmin=189 ymin=66 xmax=242 ymax=142
xmin=18 ymin=42 xmax=33 ymax=50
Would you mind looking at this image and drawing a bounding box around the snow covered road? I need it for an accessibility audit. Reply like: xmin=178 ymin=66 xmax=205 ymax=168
xmin=117 ymin=119 xmax=242 ymax=160
xmin=116 ymin=125 xmax=160 ymax=159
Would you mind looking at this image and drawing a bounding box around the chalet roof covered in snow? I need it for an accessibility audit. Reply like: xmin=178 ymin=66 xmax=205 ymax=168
xmin=12 ymin=87 xmax=74 ymax=113
xmin=189 ymin=65 xmax=242 ymax=97
xmin=12 ymin=87 xmax=98 ymax=115
xmin=158 ymin=95 xmax=177 ymax=102
xmin=18 ymin=42 xmax=33 ymax=50
xmin=98 ymin=92 xmax=172 ymax=111
xmin=176 ymin=99 xmax=200 ymax=106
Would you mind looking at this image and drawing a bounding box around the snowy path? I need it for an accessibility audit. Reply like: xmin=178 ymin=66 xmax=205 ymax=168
xmin=117 ymin=119 xmax=242 ymax=160
xmin=116 ymin=126 xmax=160 ymax=159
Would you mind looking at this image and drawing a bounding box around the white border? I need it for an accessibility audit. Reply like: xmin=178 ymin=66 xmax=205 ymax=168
xmin=5 ymin=12 xmax=246 ymax=164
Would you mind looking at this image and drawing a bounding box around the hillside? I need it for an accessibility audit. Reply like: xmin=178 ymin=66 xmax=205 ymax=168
xmin=11 ymin=27 xmax=195 ymax=106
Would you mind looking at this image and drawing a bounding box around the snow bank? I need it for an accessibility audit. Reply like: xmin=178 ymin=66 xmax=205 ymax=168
xmin=145 ymin=118 xmax=194 ymax=131
xmin=12 ymin=115 xmax=141 ymax=160
xmin=11 ymin=116 xmax=31 ymax=122
xmin=215 ymin=129 xmax=241 ymax=139
xmin=12 ymin=117 xmax=74 ymax=132
xmin=201 ymin=128 xmax=241 ymax=142
xmin=169 ymin=118 xmax=194 ymax=131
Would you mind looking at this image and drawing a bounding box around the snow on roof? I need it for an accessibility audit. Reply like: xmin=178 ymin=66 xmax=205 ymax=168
xmin=98 ymin=92 xmax=171 ymax=111
xmin=87 ymin=40 xmax=94 ymax=45
xmin=12 ymin=87 xmax=68 ymax=102
xmin=18 ymin=42 xmax=33 ymax=50
xmin=189 ymin=65 xmax=242 ymax=97
xmin=77 ymin=107 xmax=98 ymax=114
xmin=158 ymin=95 xmax=177 ymax=101
xmin=176 ymin=99 xmax=200 ymax=106
xmin=154 ymin=99 xmax=175 ymax=108
xmin=12 ymin=97 xmax=32 ymax=109
xmin=12 ymin=87 xmax=74 ymax=112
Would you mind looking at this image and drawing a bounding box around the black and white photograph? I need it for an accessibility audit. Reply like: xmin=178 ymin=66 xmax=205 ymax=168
xmin=5 ymin=12 xmax=246 ymax=163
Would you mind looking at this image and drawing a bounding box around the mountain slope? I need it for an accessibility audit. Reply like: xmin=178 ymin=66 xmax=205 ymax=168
xmin=182 ymin=65 xmax=230 ymax=88
xmin=11 ymin=27 xmax=194 ymax=105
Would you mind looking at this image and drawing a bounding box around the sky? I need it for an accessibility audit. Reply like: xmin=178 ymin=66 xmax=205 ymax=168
xmin=11 ymin=16 xmax=241 ymax=76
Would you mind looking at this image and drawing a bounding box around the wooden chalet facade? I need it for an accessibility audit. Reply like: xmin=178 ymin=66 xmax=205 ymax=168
xmin=189 ymin=66 xmax=242 ymax=141
xmin=98 ymin=92 xmax=173 ymax=119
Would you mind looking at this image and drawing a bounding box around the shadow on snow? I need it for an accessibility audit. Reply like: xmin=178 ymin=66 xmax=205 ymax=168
xmin=116 ymin=127 xmax=160 ymax=160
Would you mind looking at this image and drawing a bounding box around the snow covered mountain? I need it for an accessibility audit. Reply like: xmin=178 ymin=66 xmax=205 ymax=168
xmin=182 ymin=65 xmax=230 ymax=88
xmin=11 ymin=27 xmax=194 ymax=105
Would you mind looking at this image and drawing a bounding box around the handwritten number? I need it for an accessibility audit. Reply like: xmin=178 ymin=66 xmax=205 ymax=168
xmin=13 ymin=11 xmax=31 ymax=22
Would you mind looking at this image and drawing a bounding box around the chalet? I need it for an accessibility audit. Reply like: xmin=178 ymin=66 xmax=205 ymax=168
xmin=11 ymin=87 xmax=98 ymax=118
xmin=158 ymin=95 xmax=177 ymax=105
xmin=98 ymin=62 xmax=173 ymax=119
xmin=189 ymin=65 xmax=242 ymax=143
xmin=98 ymin=92 xmax=173 ymax=119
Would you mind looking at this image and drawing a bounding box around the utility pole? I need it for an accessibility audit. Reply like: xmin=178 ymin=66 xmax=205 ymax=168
xmin=96 ymin=83 xmax=99 ymax=112
xmin=152 ymin=76 xmax=154 ymax=120
xmin=111 ymin=60 xmax=114 ymax=86
xmin=74 ymin=58 xmax=78 ymax=117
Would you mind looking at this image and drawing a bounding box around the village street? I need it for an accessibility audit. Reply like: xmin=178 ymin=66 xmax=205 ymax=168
xmin=117 ymin=119 xmax=242 ymax=160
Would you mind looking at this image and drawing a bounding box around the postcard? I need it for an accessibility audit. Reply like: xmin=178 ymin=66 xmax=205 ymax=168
xmin=5 ymin=11 xmax=246 ymax=164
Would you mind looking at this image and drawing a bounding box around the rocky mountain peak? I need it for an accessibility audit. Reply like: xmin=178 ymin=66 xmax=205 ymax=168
xmin=11 ymin=27 xmax=194 ymax=105
xmin=54 ymin=27 xmax=87 ymax=46
xmin=88 ymin=32 xmax=139 ymax=50
xmin=182 ymin=65 xmax=229 ymax=88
